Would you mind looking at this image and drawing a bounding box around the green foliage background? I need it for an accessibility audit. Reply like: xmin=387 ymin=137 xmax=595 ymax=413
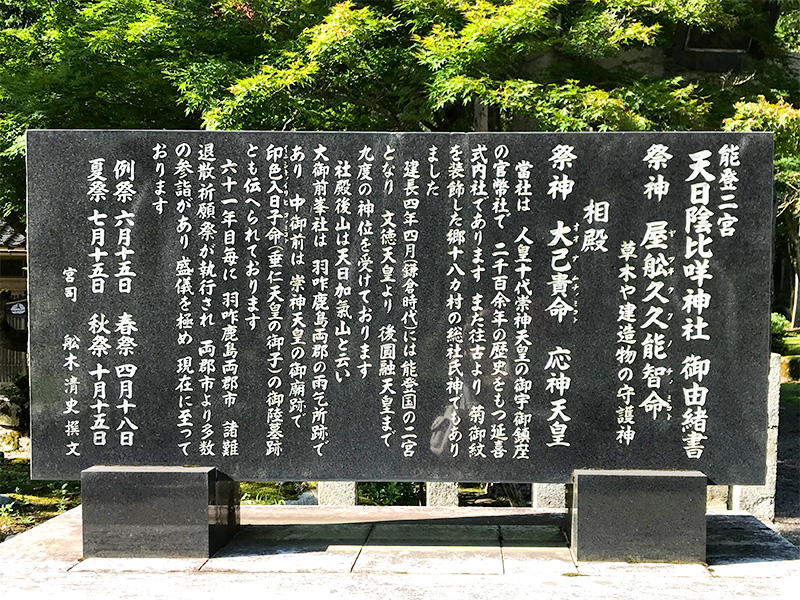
xmin=2 ymin=0 xmax=800 ymax=253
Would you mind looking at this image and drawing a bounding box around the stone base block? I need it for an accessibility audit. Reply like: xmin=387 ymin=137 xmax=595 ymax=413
xmin=568 ymin=469 xmax=706 ymax=563
xmin=81 ymin=466 xmax=240 ymax=558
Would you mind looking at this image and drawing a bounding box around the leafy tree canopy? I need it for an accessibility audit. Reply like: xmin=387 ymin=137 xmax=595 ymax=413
xmin=1 ymin=0 xmax=800 ymax=230
xmin=725 ymin=94 xmax=800 ymax=281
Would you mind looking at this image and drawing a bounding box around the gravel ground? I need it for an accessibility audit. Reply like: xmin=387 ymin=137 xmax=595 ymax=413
xmin=774 ymin=397 xmax=800 ymax=547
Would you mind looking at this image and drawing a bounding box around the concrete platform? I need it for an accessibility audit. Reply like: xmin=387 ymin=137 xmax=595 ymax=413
xmin=1 ymin=505 xmax=798 ymax=599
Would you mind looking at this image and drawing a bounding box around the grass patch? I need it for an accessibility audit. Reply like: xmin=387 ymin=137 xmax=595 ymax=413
xmin=359 ymin=482 xmax=423 ymax=506
xmin=240 ymin=481 xmax=309 ymax=505
xmin=0 ymin=457 xmax=80 ymax=542
xmin=781 ymin=383 xmax=800 ymax=404
xmin=785 ymin=335 xmax=800 ymax=355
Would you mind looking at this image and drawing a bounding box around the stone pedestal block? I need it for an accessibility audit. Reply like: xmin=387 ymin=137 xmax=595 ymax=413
xmin=706 ymin=484 xmax=729 ymax=510
xmin=568 ymin=470 xmax=706 ymax=563
xmin=317 ymin=481 xmax=358 ymax=506
xmin=729 ymin=352 xmax=780 ymax=522
xmin=533 ymin=483 xmax=566 ymax=509
xmin=426 ymin=482 xmax=459 ymax=506
xmin=81 ymin=466 xmax=240 ymax=558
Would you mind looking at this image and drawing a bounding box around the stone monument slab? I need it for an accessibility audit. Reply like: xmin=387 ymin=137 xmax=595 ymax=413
xmin=26 ymin=130 xmax=772 ymax=484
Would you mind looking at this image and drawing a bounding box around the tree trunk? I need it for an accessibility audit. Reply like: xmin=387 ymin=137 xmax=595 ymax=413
xmin=783 ymin=211 xmax=800 ymax=318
